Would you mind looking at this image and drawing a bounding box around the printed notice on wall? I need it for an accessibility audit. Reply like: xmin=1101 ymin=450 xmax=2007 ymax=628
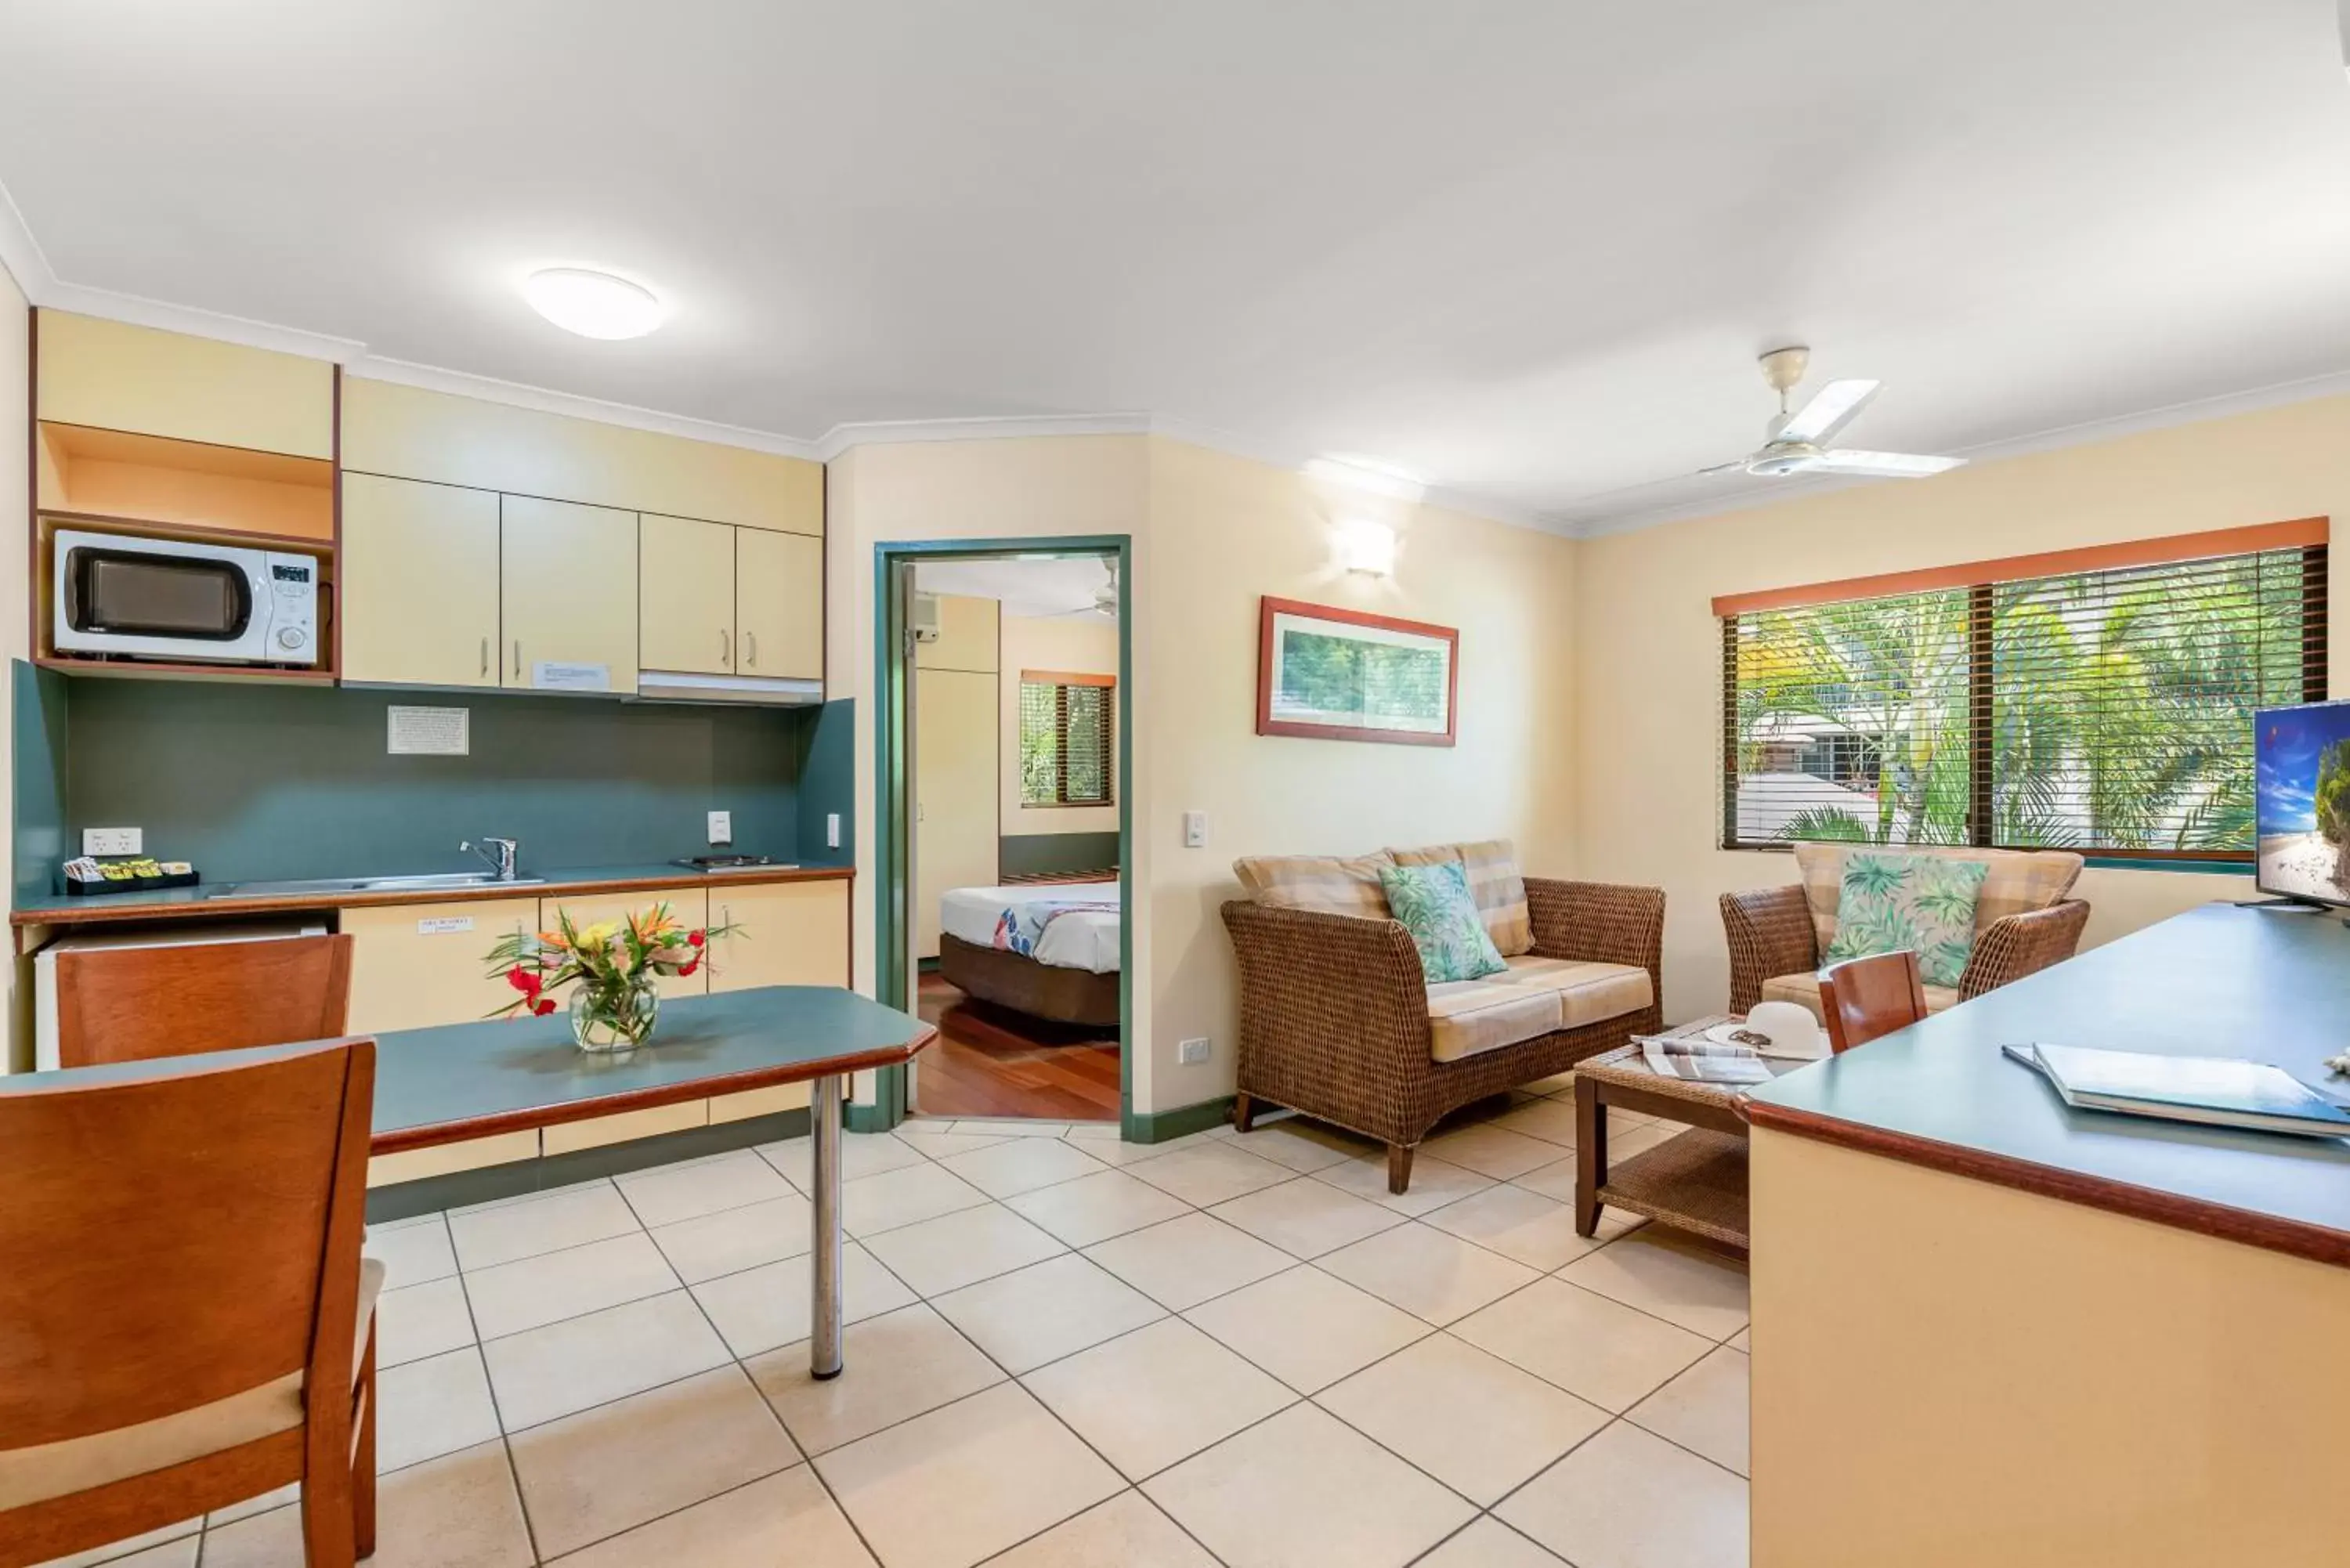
xmin=387 ymin=705 xmax=470 ymax=756
xmin=534 ymin=661 xmax=612 ymax=692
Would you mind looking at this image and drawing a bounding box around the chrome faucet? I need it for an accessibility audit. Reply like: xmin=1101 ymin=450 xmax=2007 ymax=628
xmin=461 ymin=837 xmax=520 ymax=881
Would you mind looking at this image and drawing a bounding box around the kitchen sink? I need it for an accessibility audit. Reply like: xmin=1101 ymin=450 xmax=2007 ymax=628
xmin=202 ymin=872 xmax=548 ymax=899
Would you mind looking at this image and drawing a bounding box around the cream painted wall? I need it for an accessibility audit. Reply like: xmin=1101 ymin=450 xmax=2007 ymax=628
xmin=1574 ymin=393 xmax=2350 ymax=1021
xmin=1000 ymin=614 xmax=1120 ymax=838
xmin=0 ymin=265 xmax=27 ymax=1067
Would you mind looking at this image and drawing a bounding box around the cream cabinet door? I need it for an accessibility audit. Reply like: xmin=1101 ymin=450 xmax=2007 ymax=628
xmin=538 ymin=888 xmax=710 ymax=1000
xmin=914 ymin=667 xmax=1000 ymax=960
xmin=341 ymin=474 xmax=501 ymax=688
xmin=707 ymin=880 xmax=851 ymax=992
xmin=500 ymin=495 xmax=639 ymax=694
xmin=342 ymin=896 xmax=539 ymax=1034
xmin=736 ymin=526 xmax=823 ymax=680
xmin=641 ymin=512 xmax=736 ymax=674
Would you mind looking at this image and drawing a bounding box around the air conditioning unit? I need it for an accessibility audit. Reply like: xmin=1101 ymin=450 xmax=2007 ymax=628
xmin=913 ymin=593 xmax=942 ymax=643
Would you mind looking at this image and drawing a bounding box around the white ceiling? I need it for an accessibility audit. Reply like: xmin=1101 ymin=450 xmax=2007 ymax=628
xmin=916 ymin=555 xmax=1116 ymax=621
xmin=4 ymin=2 xmax=2349 ymax=533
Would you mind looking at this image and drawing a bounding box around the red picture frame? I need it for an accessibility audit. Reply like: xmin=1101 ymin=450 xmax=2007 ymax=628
xmin=1256 ymin=596 xmax=1459 ymax=747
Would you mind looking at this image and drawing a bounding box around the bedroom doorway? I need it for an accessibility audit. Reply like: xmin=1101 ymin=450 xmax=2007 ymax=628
xmin=873 ymin=538 xmax=1133 ymax=1131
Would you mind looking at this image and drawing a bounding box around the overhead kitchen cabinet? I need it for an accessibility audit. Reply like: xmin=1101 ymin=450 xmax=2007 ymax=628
xmin=735 ymin=526 xmax=824 ymax=681
xmin=640 ymin=512 xmax=737 ymax=675
xmin=340 ymin=473 xmax=501 ymax=688
xmin=638 ymin=514 xmax=824 ymax=699
xmin=500 ymin=495 xmax=640 ymax=694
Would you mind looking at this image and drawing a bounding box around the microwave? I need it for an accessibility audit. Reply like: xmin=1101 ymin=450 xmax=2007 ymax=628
xmin=52 ymin=529 xmax=322 ymax=667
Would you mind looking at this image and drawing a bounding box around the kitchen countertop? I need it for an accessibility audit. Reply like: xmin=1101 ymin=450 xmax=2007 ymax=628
xmin=12 ymin=859 xmax=854 ymax=927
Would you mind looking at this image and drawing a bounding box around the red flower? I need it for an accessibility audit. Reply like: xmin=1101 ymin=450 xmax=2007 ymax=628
xmin=507 ymin=966 xmax=543 ymax=997
xmin=531 ymin=997 xmax=557 ymax=1016
xmin=678 ymin=959 xmax=700 ymax=977
xmin=687 ymin=930 xmax=706 ymax=947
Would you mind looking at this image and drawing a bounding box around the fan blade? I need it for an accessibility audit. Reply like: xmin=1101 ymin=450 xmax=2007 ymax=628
xmin=1695 ymin=457 xmax=1752 ymax=476
xmin=1777 ymin=378 xmax=1880 ymax=445
xmin=1807 ymin=450 xmax=1966 ymax=478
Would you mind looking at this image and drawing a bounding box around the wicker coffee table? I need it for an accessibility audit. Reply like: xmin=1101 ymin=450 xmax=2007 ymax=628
xmin=1574 ymin=1031 xmax=1809 ymax=1258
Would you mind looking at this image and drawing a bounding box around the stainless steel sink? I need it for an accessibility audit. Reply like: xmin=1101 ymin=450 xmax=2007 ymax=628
xmin=202 ymin=872 xmax=548 ymax=900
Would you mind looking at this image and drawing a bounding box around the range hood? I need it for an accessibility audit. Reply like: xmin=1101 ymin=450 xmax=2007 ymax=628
xmin=632 ymin=670 xmax=824 ymax=706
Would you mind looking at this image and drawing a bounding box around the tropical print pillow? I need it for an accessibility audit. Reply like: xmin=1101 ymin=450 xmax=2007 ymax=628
xmin=1822 ymin=851 xmax=1989 ymax=989
xmin=1379 ymin=860 xmax=1509 ymax=984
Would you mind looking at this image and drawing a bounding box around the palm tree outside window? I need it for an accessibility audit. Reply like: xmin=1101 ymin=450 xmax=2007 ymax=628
xmin=1021 ymin=670 xmax=1115 ymax=807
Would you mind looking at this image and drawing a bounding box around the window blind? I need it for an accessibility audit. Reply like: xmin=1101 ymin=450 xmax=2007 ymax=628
xmin=1721 ymin=533 xmax=2326 ymax=858
xmin=1019 ymin=672 xmax=1115 ymax=807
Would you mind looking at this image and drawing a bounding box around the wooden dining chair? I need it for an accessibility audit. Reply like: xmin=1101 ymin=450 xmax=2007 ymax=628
xmin=1817 ymin=949 xmax=1930 ymax=1053
xmin=56 ymin=933 xmax=355 ymax=1068
xmin=0 ymin=1037 xmax=379 ymax=1568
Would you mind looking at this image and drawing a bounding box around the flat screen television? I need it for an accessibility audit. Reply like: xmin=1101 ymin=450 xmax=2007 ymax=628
xmin=2256 ymin=700 xmax=2350 ymax=906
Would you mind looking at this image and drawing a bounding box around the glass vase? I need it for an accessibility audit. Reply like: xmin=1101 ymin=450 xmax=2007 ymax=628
xmin=569 ymin=977 xmax=660 ymax=1052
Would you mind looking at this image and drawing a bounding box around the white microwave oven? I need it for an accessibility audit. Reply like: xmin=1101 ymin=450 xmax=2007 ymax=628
xmin=52 ymin=529 xmax=322 ymax=667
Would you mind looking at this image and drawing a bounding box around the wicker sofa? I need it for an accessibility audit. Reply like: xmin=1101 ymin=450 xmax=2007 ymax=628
xmin=1223 ymin=864 xmax=1664 ymax=1192
xmin=1723 ymin=844 xmax=2091 ymax=1017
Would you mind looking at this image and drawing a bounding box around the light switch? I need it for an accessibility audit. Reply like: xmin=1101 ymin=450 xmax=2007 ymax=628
xmin=707 ymin=811 xmax=732 ymax=844
xmin=827 ymin=813 xmax=842 ymax=849
xmin=1183 ymin=811 xmax=1208 ymax=848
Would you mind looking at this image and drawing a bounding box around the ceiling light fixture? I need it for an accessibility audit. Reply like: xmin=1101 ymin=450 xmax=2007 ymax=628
xmin=524 ymin=268 xmax=665 ymax=340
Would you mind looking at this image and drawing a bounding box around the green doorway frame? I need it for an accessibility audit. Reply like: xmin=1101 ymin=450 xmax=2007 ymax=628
xmin=866 ymin=536 xmax=1136 ymax=1136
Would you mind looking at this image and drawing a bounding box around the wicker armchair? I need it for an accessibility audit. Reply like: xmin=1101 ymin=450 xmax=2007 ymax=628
xmin=1221 ymin=878 xmax=1664 ymax=1192
xmin=1722 ymin=883 xmax=2090 ymax=1015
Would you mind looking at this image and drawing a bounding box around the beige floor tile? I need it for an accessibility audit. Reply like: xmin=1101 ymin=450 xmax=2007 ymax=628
xmin=463 ymin=1231 xmax=682 ymax=1340
xmin=931 ymin=1252 xmax=1164 ymax=1373
xmin=647 ymin=1190 xmax=814 ymax=1284
xmin=1316 ymin=1223 xmax=1541 ymax=1325
xmin=1726 ymin=1325 xmax=1750 ymax=1353
xmin=378 ymin=1346 xmax=502 ymax=1472
xmin=1312 ymin=1152 xmax=1495 ymax=1216
xmin=944 ymin=1118 xmax=1072 ymax=1137
xmin=1556 ymin=1233 xmax=1750 ymax=1340
xmin=1629 ymin=1345 xmax=1750 ymax=1476
xmin=208 ymin=1483 xmax=298 ymax=1528
xmin=508 ymin=1364 xmax=799 ymax=1557
xmin=1207 ymin=1177 xmax=1404 ymax=1259
xmin=985 ymin=1490 xmax=1219 ymax=1566
xmin=1126 ymin=1141 xmax=1292 ymax=1207
xmin=1061 ymin=1118 xmax=1127 ymax=1140
xmin=546 ymin=1465 xmax=876 ymax=1567
xmin=1482 ymin=1097 xmax=1582 ymax=1148
xmin=689 ymin=1241 xmax=917 ymax=1358
xmin=938 ymin=1136 xmax=1110 ymax=1198
xmin=1144 ymin=1403 xmax=1474 ymax=1568
xmin=1497 ymin=1420 xmax=1748 ymax=1568
xmin=861 ymin=1202 xmax=1066 ymax=1297
xmin=31 ymin=1519 xmax=199 ymax=1568
xmin=1422 ymin=1183 xmax=1611 ymax=1272
xmin=815 ymin=1382 xmax=1123 ymax=1568
xmin=1413 ymin=1518 xmax=1571 ymax=1566
xmin=750 ymin=1302 xmax=1004 ymax=1454
xmin=1003 ymin=1168 xmax=1192 ymax=1247
xmin=448 ymin=1175 xmax=614 ymax=1216
xmin=366 ymin=1216 xmax=457 ymax=1289
xmin=1317 ymin=1333 xmax=1608 ymax=1505
xmin=762 ymin=1129 xmax=930 ymax=1190
xmin=1452 ymin=1278 xmax=1711 ymax=1413
xmin=1083 ymin=1212 xmax=1296 ymax=1311
xmin=1068 ymin=1134 xmax=1191 ymax=1168
xmin=377 ymin=1274 xmax=476 ymax=1368
xmin=1022 ymin=1317 xmax=1296 ymax=1481
xmin=893 ymin=1127 xmax=1014 ymax=1160
xmin=1602 ymin=1120 xmax=1685 ymax=1165
xmin=1420 ymin=1124 xmax=1566 ymax=1180
xmin=1509 ymin=1156 xmax=1649 ymax=1220
xmin=446 ymin=1183 xmax=641 ymax=1272
xmin=1184 ymin=1265 xmax=1428 ymax=1393
xmin=200 ymin=1440 xmax=531 ymax=1568
xmin=840 ymin=1160 xmax=994 ymax=1237
xmin=614 ymin=1148 xmax=796 ymax=1227
xmin=482 ymin=1290 xmax=730 ymax=1431
xmin=1225 ymin=1118 xmax=1373 ymax=1172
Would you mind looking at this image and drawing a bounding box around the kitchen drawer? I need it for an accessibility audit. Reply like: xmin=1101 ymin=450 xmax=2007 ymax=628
xmin=707 ymin=880 xmax=851 ymax=992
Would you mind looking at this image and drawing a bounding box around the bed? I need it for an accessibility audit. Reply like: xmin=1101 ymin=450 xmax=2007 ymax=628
xmin=936 ymin=880 xmax=1122 ymax=1028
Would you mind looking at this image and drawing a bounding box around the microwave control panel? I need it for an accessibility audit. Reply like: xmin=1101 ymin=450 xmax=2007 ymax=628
xmin=262 ymin=553 xmax=321 ymax=663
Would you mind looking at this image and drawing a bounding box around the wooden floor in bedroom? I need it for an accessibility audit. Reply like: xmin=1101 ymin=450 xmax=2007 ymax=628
xmin=913 ymin=973 xmax=1123 ymax=1122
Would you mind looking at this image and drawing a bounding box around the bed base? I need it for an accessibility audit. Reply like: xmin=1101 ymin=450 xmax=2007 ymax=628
xmin=938 ymin=933 xmax=1122 ymax=1028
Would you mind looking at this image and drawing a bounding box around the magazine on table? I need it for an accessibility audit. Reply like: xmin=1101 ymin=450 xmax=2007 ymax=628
xmin=1634 ymin=1018 xmax=1773 ymax=1084
xmin=2003 ymin=1043 xmax=2350 ymax=1139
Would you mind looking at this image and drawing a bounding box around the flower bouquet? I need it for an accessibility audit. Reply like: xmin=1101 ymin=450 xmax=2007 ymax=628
xmin=485 ymin=901 xmax=738 ymax=1051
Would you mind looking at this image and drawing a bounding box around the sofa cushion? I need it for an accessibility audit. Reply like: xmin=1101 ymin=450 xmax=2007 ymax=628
xmin=1821 ymin=851 xmax=1988 ymax=988
xmin=1791 ymin=843 xmax=2083 ymax=956
xmin=1233 ymin=851 xmax=1397 ymax=919
xmin=1391 ymin=840 xmax=1533 ymax=956
xmin=1426 ymin=955 xmax=1654 ymax=1064
xmin=1761 ymin=970 xmax=1958 ymax=1022
xmin=1381 ymin=860 xmax=1508 ymax=983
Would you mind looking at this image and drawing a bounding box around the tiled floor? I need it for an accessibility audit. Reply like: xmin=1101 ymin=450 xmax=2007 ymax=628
xmin=46 ymin=1086 xmax=1748 ymax=1568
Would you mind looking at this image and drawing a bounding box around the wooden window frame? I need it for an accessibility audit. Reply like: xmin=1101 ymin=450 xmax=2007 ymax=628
xmin=1021 ymin=669 xmax=1116 ymax=808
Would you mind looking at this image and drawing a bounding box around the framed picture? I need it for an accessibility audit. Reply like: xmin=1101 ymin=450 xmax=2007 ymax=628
xmin=1256 ymin=597 xmax=1459 ymax=746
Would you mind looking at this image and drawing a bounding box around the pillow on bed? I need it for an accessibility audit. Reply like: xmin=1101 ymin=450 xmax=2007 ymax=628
xmin=1379 ymin=860 xmax=1508 ymax=983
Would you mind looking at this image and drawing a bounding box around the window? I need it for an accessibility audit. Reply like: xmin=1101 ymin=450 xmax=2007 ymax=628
xmin=1720 ymin=524 xmax=2326 ymax=858
xmin=1020 ymin=670 xmax=1115 ymax=807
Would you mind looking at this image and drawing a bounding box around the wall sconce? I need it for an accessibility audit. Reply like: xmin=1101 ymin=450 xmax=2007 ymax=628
xmin=1338 ymin=518 xmax=1398 ymax=576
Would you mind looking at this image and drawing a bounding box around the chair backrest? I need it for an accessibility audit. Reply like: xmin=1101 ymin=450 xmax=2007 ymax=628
xmin=1818 ymin=949 xmax=1929 ymax=1053
xmin=56 ymin=934 xmax=354 ymax=1068
xmin=0 ymin=1038 xmax=374 ymax=1451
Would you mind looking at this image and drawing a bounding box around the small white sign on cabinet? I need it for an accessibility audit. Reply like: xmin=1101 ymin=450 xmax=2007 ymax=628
xmin=534 ymin=661 xmax=612 ymax=692
xmin=417 ymin=916 xmax=475 ymax=935
xmin=388 ymin=706 xmax=469 ymax=756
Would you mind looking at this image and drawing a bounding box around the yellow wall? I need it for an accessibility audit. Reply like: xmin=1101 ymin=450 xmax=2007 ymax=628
xmin=1000 ymin=613 xmax=1121 ymax=839
xmin=1 ymin=266 xmax=28 ymax=1065
xmin=1573 ymin=394 xmax=2350 ymax=1019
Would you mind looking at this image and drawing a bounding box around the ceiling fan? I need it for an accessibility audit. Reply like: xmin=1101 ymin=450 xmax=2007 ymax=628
xmin=1701 ymin=347 xmax=1964 ymax=480
xmin=1043 ymin=557 xmax=1119 ymax=619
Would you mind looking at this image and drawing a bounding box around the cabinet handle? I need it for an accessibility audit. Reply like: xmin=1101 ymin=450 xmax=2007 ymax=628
xmin=480 ymin=636 xmax=489 ymax=678
xmin=721 ymin=628 xmax=732 ymax=667
xmin=513 ymin=641 xmax=522 ymax=679
xmin=745 ymin=631 xmax=757 ymax=667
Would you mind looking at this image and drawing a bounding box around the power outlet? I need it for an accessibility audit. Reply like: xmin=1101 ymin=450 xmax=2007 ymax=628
xmin=1178 ymin=1037 xmax=1211 ymax=1066
xmin=826 ymin=812 xmax=842 ymax=849
xmin=707 ymin=811 xmax=732 ymax=845
xmin=84 ymin=827 xmax=143 ymax=856
xmin=1183 ymin=811 xmax=1208 ymax=848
